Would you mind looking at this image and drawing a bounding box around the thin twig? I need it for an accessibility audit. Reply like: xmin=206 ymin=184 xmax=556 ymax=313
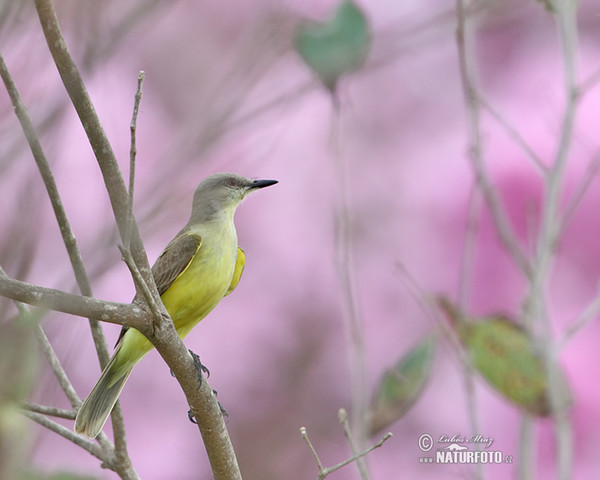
xmin=338 ymin=409 xmax=367 ymax=478
xmin=561 ymin=151 xmax=600 ymax=230
xmin=454 ymin=3 xmax=498 ymax=479
xmin=454 ymin=3 xmax=531 ymax=282
xmin=124 ymin=71 xmax=145 ymax=252
xmin=558 ymin=281 xmax=600 ymax=350
xmin=329 ymin=101 xmax=369 ymax=480
xmin=323 ymin=433 xmax=392 ymax=479
xmin=578 ymin=64 xmax=600 ymax=96
xmin=301 ymin=424 xmax=392 ymax=480
xmin=116 ymin=75 xmax=162 ymax=461
xmin=22 ymin=410 xmax=105 ymax=461
xmin=34 ymin=325 xmax=81 ymax=408
xmin=480 ymin=97 xmax=547 ymax=174
xmin=21 ymin=402 xmax=76 ymax=420
xmin=523 ymin=3 xmax=577 ymax=478
xmin=118 ymin=246 xmax=164 ymax=329
xmin=300 ymin=427 xmax=325 ymax=473
xmin=4 ymin=284 xmax=81 ymax=409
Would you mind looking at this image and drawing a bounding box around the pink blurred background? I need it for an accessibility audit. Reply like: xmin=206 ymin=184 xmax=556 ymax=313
xmin=2 ymin=0 xmax=600 ymax=478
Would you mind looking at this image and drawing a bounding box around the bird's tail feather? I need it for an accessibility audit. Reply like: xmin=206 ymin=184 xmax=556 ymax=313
xmin=74 ymin=348 xmax=132 ymax=438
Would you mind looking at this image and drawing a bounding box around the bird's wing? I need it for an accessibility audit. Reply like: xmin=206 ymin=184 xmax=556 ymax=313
xmin=114 ymin=233 xmax=202 ymax=348
xmin=151 ymin=233 xmax=202 ymax=296
xmin=224 ymin=247 xmax=245 ymax=296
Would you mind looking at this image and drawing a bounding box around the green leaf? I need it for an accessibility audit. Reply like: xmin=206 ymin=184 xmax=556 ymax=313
xmin=294 ymin=0 xmax=371 ymax=90
xmin=439 ymin=298 xmax=571 ymax=416
xmin=367 ymin=334 xmax=437 ymax=436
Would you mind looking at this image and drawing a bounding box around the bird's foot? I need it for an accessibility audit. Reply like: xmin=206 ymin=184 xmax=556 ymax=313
xmin=188 ymin=409 xmax=197 ymax=424
xmin=169 ymin=349 xmax=210 ymax=382
xmin=187 ymin=390 xmax=229 ymax=424
xmin=188 ymin=349 xmax=210 ymax=383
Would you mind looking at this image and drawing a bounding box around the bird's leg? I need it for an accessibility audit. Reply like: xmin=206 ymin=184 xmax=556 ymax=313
xmin=213 ymin=389 xmax=229 ymax=421
xmin=187 ymin=390 xmax=229 ymax=424
xmin=188 ymin=348 xmax=210 ymax=380
xmin=169 ymin=349 xmax=210 ymax=380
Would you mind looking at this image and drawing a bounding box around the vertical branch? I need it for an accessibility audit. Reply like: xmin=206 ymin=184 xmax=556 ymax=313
xmin=0 ymin=53 xmax=110 ymax=368
xmin=518 ymin=415 xmax=535 ymax=480
xmin=329 ymin=102 xmax=369 ymax=480
xmin=523 ymin=2 xmax=579 ymax=479
xmin=124 ymin=71 xmax=145 ymax=252
xmin=456 ymin=184 xmax=485 ymax=479
xmin=33 ymin=0 xmax=155 ymax=294
xmin=0 ymin=46 xmax=135 ymax=474
xmin=454 ymin=0 xmax=531 ymax=281
xmin=453 ymin=4 xmax=491 ymax=480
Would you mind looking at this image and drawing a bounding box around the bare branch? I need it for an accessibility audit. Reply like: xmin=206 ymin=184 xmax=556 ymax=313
xmin=33 ymin=0 xmax=156 ymax=302
xmin=454 ymin=4 xmax=506 ymax=479
xmin=118 ymin=246 xmax=164 ymax=332
xmin=0 ymin=52 xmax=111 ymax=368
xmin=21 ymin=403 xmax=76 ymax=420
xmin=559 ymin=281 xmax=600 ymax=350
xmin=326 ymin=433 xmax=392 ymax=478
xmin=301 ymin=422 xmax=392 ymax=480
xmin=22 ymin=410 xmax=105 ymax=461
xmin=562 ymin=151 xmax=600 ymax=230
xmin=154 ymin=331 xmax=241 ymax=480
xmin=0 ymin=272 xmax=146 ymax=329
xmin=300 ymin=427 xmax=325 ymax=474
xmin=34 ymin=325 xmax=80 ymax=408
xmin=124 ymin=71 xmax=145 ymax=252
xmin=579 ymin=64 xmax=600 ymax=96
xmin=517 ymin=2 xmax=579 ymax=479
xmin=454 ymin=1 xmax=531 ymax=281
xmin=480 ymin=97 xmax=547 ymax=174
xmin=329 ymin=102 xmax=369 ymax=479
xmin=337 ymin=409 xmax=368 ymax=480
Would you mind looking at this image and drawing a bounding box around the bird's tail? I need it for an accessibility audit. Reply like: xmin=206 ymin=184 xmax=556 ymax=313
xmin=74 ymin=346 xmax=132 ymax=438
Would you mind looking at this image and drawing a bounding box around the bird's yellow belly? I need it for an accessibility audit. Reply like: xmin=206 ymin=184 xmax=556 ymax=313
xmin=162 ymin=245 xmax=236 ymax=337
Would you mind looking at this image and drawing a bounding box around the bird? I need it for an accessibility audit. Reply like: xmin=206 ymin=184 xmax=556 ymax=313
xmin=74 ymin=172 xmax=278 ymax=438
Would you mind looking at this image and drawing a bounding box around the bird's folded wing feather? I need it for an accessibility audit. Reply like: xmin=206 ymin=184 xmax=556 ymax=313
xmin=151 ymin=233 xmax=202 ymax=295
xmin=114 ymin=233 xmax=202 ymax=348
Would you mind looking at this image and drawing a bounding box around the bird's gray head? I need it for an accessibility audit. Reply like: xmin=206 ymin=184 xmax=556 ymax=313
xmin=189 ymin=173 xmax=277 ymax=223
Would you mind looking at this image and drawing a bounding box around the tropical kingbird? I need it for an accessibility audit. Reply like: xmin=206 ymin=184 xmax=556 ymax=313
xmin=74 ymin=173 xmax=277 ymax=438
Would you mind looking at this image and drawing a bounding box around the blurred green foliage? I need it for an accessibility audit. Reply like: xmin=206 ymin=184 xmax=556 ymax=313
xmin=368 ymin=333 xmax=437 ymax=436
xmin=439 ymin=297 xmax=571 ymax=416
xmin=295 ymin=0 xmax=371 ymax=91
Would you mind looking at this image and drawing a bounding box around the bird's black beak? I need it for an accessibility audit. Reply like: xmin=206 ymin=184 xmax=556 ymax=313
xmin=250 ymin=179 xmax=278 ymax=189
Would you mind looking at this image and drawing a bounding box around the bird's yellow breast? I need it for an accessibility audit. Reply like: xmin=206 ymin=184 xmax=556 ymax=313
xmin=161 ymin=238 xmax=237 ymax=338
